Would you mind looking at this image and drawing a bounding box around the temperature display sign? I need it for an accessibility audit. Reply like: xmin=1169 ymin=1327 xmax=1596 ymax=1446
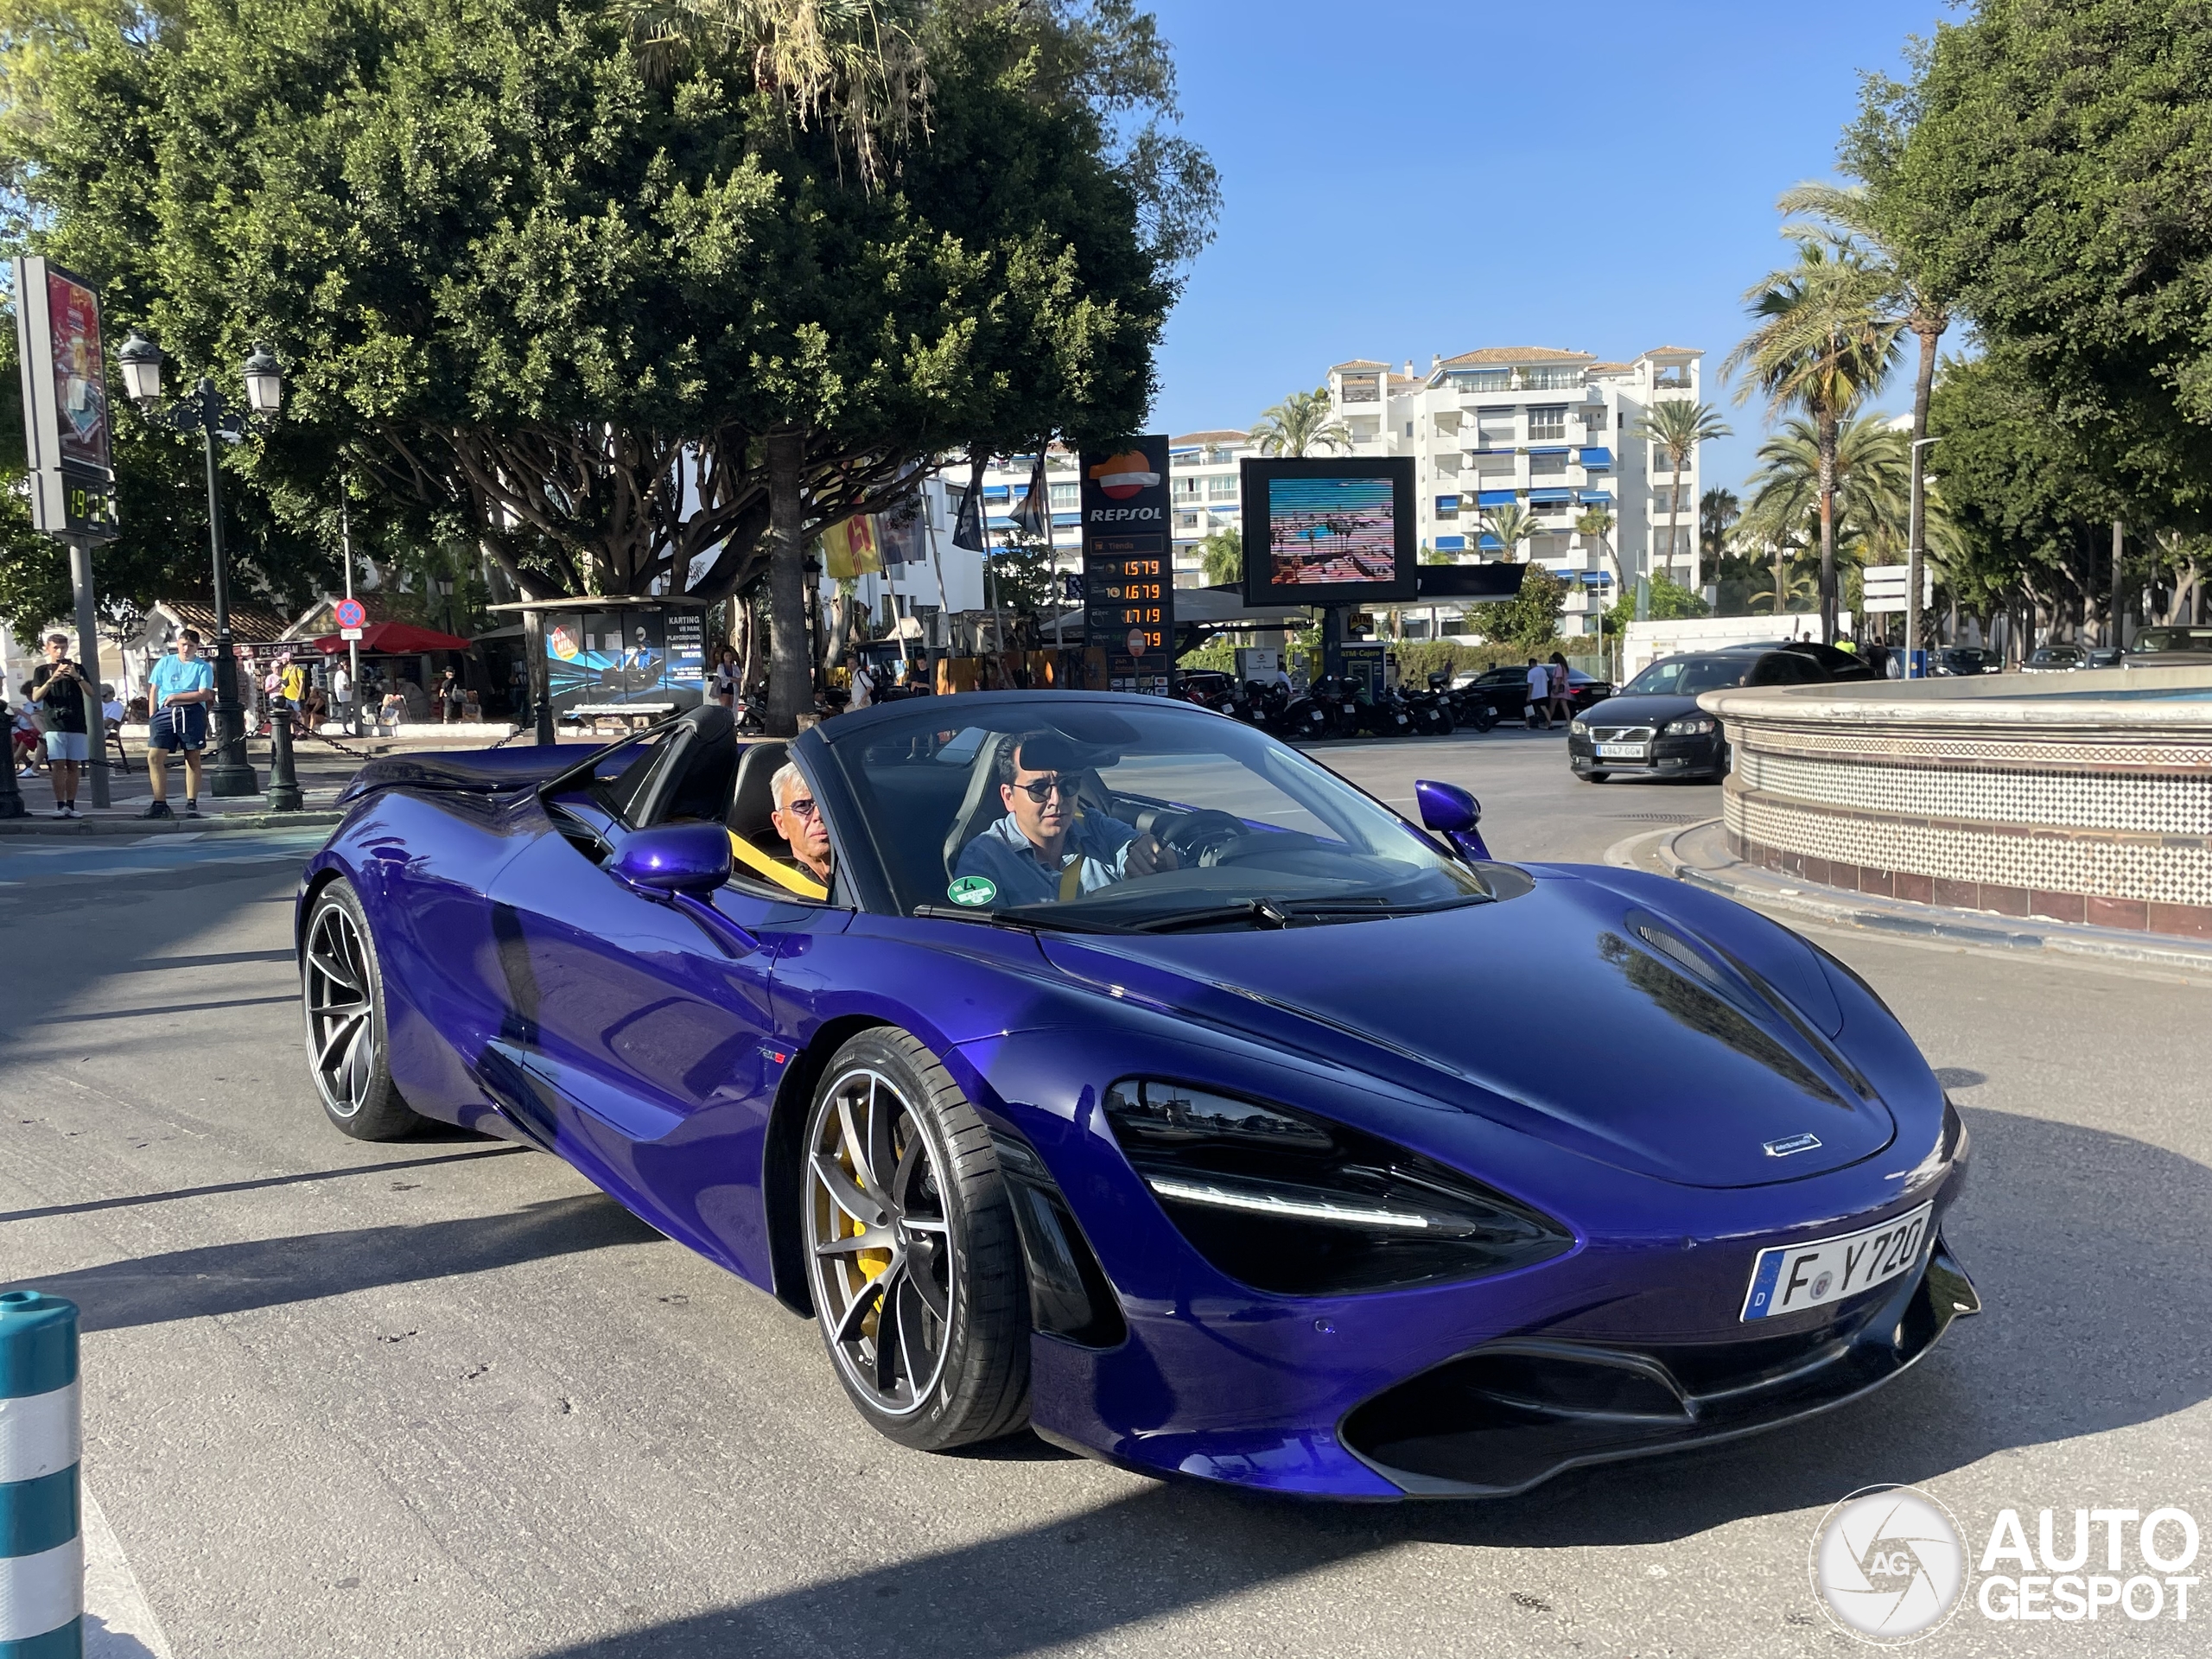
xmin=1078 ymin=435 xmax=1174 ymax=693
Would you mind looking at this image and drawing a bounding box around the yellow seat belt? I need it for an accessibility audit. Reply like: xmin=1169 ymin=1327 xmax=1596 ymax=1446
xmin=727 ymin=830 xmax=829 ymax=899
xmin=1058 ymin=855 xmax=1084 ymax=903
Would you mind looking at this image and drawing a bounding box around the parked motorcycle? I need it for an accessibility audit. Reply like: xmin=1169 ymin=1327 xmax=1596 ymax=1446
xmin=1433 ymin=672 xmax=1497 ymax=734
xmin=1405 ymin=680 xmax=1456 ymax=736
xmin=1355 ymin=680 xmax=1414 ymax=739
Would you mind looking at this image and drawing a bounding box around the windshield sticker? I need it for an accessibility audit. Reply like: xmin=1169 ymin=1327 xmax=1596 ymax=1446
xmin=946 ymin=875 xmax=997 ymax=907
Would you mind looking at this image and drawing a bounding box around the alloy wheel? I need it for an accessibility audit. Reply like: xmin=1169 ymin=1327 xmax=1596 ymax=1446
xmin=804 ymin=1065 xmax=955 ymax=1417
xmin=304 ymin=902 xmax=376 ymax=1117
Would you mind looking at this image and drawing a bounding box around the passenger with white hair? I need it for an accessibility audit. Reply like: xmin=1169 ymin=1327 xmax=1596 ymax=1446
xmin=768 ymin=760 xmax=833 ymax=886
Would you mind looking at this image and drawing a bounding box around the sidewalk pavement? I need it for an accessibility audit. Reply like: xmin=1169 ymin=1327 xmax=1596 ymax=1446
xmin=1644 ymin=817 xmax=2212 ymax=978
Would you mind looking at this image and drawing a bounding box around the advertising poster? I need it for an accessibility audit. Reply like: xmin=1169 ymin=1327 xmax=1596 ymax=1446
xmin=1239 ymin=456 xmax=1417 ymax=607
xmin=48 ymin=268 xmax=110 ymax=473
xmin=542 ymin=607 xmax=705 ymax=723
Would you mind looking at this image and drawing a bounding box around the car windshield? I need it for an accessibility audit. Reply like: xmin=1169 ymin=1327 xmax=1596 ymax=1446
xmin=1620 ymin=656 xmax=1752 ymax=696
xmin=822 ymin=699 xmax=1494 ymax=930
xmin=2033 ymin=646 xmax=2082 ymax=663
xmin=2133 ymin=627 xmax=2212 ymax=652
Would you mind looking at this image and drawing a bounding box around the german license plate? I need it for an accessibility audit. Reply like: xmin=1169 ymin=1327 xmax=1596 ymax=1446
xmin=1740 ymin=1204 xmax=1933 ymax=1321
xmin=1596 ymin=742 xmax=1647 ymax=759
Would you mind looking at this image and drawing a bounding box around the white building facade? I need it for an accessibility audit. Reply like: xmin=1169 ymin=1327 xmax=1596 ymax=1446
xmin=1329 ymin=344 xmax=1706 ymax=637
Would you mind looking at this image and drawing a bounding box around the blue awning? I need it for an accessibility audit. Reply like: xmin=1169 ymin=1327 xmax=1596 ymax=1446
xmin=1476 ymin=489 xmax=1518 ymax=506
xmin=982 ymin=485 xmax=1010 ymax=500
xmin=1052 ymin=511 xmax=1081 ymax=527
xmin=1579 ymin=571 xmax=1613 ymax=587
xmin=1433 ymin=535 xmax=1466 ymax=550
xmin=1577 ymin=447 xmax=1612 ymax=467
xmin=1580 ymin=490 xmax=1614 ymax=505
xmin=1529 ymin=489 xmax=1573 ymax=504
xmin=1434 ymin=495 xmax=1463 ymax=512
xmin=1529 ymin=446 xmax=1570 ymax=455
xmin=1477 ymin=533 xmax=1503 ymax=550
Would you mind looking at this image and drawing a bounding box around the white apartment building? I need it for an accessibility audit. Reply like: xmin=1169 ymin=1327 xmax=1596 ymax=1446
xmin=1330 ymin=344 xmax=1705 ymax=636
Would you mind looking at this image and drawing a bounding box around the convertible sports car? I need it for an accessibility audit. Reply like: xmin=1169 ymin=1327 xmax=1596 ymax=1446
xmin=296 ymin=692 xmax=1978 ymax=1498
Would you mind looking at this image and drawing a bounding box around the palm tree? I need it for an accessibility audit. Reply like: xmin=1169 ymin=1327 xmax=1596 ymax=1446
xmin=1737 ymin=413 xmax=1915 ymax=629
xmin=1700 ymin=486 xmax=1740 ymax=570
xmin=1632 ymin=398 xmax=1732 ymax=588
xmin=1777 ymin=181 xmax=1952 ymax=634
xmin=1481 ymin=502 xmax=1543 ymax=563
xmin=1573 ymin=504 xmax=1616 ymax=615
xmin=1198 ymin=527 xmax=1243 ymax=587
xmin=1751 ymin=560 xmax=1819 ymax=615
xmin=1721 ymin=240 xmax=1902 ymax=643
xmin=1249 ymin=388 xmax=1352 ymax=457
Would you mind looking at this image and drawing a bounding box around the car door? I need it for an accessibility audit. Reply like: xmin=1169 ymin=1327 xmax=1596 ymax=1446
xmin=483 ymin=728 xmax=849 ymax=1290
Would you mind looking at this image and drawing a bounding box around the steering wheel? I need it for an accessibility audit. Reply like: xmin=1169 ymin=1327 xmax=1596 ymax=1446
xmin=1155 ymin=809 xmax=1248 ymax=868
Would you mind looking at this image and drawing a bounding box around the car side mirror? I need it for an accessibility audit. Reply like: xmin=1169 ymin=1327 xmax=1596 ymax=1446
xmin=1414 ymin=779 xmax=1491 ymax=863
xmin=610 ymin=822 xmax=732 ymax=896
xmin=1414 ymin=779 xmax=1480 ymax=832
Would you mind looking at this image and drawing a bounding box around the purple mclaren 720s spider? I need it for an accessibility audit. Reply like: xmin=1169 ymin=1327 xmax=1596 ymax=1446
xmin=294 ymin=691 xmax=1978 ymax=1499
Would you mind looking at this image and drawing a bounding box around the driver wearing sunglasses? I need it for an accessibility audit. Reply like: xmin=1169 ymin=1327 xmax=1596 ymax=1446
xmin=954 ymin=730 xmax=1178 ymax=906
xmin=769 ymin=762 xmax=835 ymax=886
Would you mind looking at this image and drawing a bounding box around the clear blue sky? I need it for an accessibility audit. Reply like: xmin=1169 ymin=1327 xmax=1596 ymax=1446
xmin=1143 ymin=0 xmax=1952 ymax=499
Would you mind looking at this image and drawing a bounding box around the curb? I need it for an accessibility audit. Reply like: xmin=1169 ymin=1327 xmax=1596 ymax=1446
xmin=0 ymin=809 xmax=343 ymax=838
xmin=1656 ymin=819 xmax=2212 ymax=976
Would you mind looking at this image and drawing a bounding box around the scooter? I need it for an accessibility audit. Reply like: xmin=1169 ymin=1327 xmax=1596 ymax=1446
xmin=1406 ymin=680 xmax=1456 ymax=736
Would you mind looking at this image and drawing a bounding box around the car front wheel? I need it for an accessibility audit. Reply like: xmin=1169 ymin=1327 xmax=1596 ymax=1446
xmin=301 ymin=880 xmax=423 ymax=1141
xmin=802 ymin=1028 xmax=1030 ymax=1451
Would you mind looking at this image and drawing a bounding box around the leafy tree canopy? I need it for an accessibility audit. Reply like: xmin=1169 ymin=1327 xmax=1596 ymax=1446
xmin=17 ymin=0 xmax=1214 ymax=601
xmin=1871 ymin=0 xmax=2212 ymax=519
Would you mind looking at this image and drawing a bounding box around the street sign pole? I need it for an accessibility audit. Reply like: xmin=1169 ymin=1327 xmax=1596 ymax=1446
xmin=341 ymin=493 xmax=360 ymax=728
xmin=67 ymin=537 xmax=110 ymax=805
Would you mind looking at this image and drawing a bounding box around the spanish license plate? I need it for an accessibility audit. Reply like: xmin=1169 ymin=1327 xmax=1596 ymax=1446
xmin=1740 ymin=1203 xmax=1933 ymax=1321
xmin=1596 ymin=742 xmax=1647 ymax=759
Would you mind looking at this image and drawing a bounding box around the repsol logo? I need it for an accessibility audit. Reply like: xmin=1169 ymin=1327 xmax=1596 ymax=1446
xmin=1088 ymin=506 xmax=1162 ymax=522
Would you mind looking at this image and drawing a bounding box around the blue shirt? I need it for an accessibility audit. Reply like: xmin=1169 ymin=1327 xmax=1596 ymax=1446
xmin=953 ymin=811 xmax=1140 ymax=908
xmin=149 ymin=653 xmax=214 ymax=711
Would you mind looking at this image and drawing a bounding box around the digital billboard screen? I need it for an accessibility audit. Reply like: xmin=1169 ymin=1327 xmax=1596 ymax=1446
xmin=1240 ymin=456 xmax=1415 ymax=606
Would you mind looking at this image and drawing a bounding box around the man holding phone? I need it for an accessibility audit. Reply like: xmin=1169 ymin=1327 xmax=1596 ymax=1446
xmin=30 ymin=633 xmax=89 ymax=818
xmin=143 ymin=629 xmax=216 ymax=819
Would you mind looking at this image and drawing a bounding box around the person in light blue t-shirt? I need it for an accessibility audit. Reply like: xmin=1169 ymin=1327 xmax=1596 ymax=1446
xmin=142 ymin=629 xmax=218 ymax=819
xmin=951 ymin=731 xmax=1178 ymax=908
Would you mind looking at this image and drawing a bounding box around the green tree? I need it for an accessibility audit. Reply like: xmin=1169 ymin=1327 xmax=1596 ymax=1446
xmin=1604 ymin=570 xmax=1708 ymax=635
xmin=1722 ymin=240 xmax=1901 ymax=643
xmin=1247 ymin=387 xmax=1350 ymax=457
xmin=1197 ymin=524 xmax=1242 ymax=586
xmin=1632 ymin=398 xmax=1731 ymax=583
xmin=1734 ymin=412 xmax=1911 ymax=624
xmin=21 ymin=0 xmax=1216 ymax=732
xmin=1479 ymin=501 xmax=1542 ymax=562
xmin=1857 ymin=2 xmax=2212 ymax=520
xmin=1484 ymin=563 xmax=1564 ymax=652
xmin=1699 ymin=486 xmax=1739 ymax=569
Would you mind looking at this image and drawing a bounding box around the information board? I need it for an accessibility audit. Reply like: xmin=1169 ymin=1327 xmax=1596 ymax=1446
xmin=1078 ymin=435 xmax=1174 ymax=693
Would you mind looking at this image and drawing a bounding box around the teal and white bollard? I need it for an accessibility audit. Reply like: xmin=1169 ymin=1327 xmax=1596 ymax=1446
xmin=0 ymin=1290 xmax=80 ymax=1659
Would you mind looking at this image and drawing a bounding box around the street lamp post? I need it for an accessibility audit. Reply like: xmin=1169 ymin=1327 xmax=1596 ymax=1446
xmin=119 ymin=333 xmax=283 ymax=795
xmin=1905 ymin=435 xmax=1939 ymax=677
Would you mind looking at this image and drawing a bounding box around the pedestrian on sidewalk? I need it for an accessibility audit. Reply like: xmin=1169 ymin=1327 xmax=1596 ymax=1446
xmin=436 ymin=668 xmax=463 ymax=723
xmin=330 ymin=658 xmax=354 ymax=734
xmin=10 ymin=692 xmax=41 ymax=777
xmin=143 ymin=628 xmax=216 ymax=819
xmin=1523 ymin=658 xmax=1551 ymax=728
xmin=1547 ymin=651 xmax=1572 ymax=725
xmin=30 ymin=632 xmax=91 ymax=817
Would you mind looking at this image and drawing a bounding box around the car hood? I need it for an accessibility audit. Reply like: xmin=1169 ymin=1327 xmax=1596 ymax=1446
xmin=1576 ymin=693 xmax=1708 ymax=726
xmin=1035 ymin=870 xmax=1895 ymax=1188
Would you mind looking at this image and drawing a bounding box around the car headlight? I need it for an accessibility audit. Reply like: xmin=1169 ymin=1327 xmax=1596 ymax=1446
xmin=1568 ymin=719 xmax=1587 ymax=734
xmin=1103 ymin=1079 xmax=1572 ymax=1296
xmin=1663 ymin=715 xmax=1717 ymax=736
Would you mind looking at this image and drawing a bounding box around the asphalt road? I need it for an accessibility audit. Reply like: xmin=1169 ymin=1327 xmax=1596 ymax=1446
xmin=3 ymin=728 xmax=2207 ymax=1658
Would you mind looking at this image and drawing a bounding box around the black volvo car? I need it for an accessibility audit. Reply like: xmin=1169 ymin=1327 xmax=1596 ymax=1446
xmin=1569 ymin=644 xmax=1872 ymax=782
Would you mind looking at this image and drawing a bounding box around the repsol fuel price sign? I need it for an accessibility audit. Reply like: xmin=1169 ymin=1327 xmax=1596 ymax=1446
xmin=1078 ymin=435 xmax=1174 ymax=693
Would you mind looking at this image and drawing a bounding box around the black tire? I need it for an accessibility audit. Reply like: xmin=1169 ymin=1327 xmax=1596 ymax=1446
xmin=1469 ymin=705 xmax=1498 ymax=734
xmin=801 ymin=1028 xmax=1029 ymax=1451
xmin=1580 ymin=770 xmax=1610 ymax=784
xmin=300 ymin=880 xmax=424 ymax=1141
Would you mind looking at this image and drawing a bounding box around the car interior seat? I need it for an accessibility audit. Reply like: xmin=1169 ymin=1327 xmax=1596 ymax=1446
xmin=721 ymin=738 xmax=828 ymax=898
xmin=632 ymin=703 xmax=736 ymax=827
xmin=940 ymin=732 xmax=1014 ymax=879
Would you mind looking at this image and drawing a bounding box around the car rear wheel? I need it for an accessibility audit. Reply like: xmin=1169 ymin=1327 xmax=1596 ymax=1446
xmin=1580 ymin=770 xmax=1609 ymax=784
xmin=802 ymin=1028 xmax=1029 ymax=1451
xmin=301 ymin=880 xmax=423 ymax=1141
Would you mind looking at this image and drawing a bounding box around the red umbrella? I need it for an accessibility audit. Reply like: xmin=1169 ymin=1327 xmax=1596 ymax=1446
xmin=309 ymin=621 xmax=477 ymax=655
